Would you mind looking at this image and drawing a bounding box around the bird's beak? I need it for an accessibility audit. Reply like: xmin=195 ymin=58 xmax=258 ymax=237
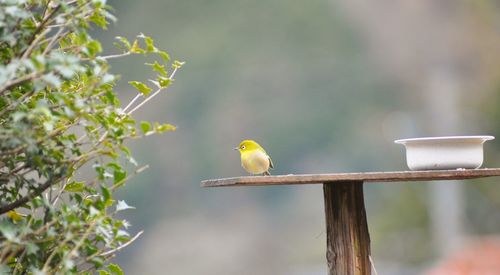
xmin=233 ymin=147 xmax=239 ymax=151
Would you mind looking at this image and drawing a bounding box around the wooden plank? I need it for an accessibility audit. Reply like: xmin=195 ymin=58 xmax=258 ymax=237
xmin=201 ymin=168 xmax=500 ymax=187
xmin=324 ymin=182 xmax=371 ymax=275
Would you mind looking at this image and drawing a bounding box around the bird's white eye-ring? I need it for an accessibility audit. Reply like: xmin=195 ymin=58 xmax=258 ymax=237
xmin=241 ymin=145 xmax=246 ymax=150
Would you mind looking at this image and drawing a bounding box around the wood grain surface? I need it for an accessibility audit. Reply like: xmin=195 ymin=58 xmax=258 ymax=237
xmin=202 ymin=168 xmax=500 ymax=187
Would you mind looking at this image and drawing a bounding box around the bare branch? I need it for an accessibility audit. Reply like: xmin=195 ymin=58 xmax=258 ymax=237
xmin=123 ymin=94 xmax=143 ymax=112
xmin=99 ymin=51 xmax=131 ymax=60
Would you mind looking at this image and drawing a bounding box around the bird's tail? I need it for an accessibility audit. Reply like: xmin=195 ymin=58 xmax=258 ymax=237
xmin=263 ymin=171 xmax=271 ymax=176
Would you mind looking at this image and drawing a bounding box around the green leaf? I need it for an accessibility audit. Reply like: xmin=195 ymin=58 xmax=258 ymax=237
xmin=157 ymin=50 xmax=170 ymax=61
xmin=140 ymin=121 xmax=151 ymax=133
xmin=101 ymin=185 xmax=112 ymax=204
xmin=26 ymin=242 xmax=39 ymax=255
xmin=146 ymin=61 xmax=167 ymax=76
xmin=158 ymin=76 xmax=171 ymax=88
xmin=115 ymin=36 xmax=131 ymax=49
xmin=90 ymin=11 xmax=108 ymax=29
xmin=92 ymin=256 xmax=105 ymax=268
xmin=86 ymin=40 xmax=103 ymax=57
xmin=144 ymin=36 xmax=155 ymax=52
xmin=130 ymin=40 xmax=145 ymax=54
xmin=72 ymin=32 xmax=88 ymax=45
xmin=104 ymin=90 xmax=120 ymax=106
xmin=64 ymin=181 xmax=85 ymax=192
xmin=172 ymin=60 xmax=185 ymax=69
xmin=113 ymin=168 xmax=127 ymax=185
xmin=155 ymin=123 xmax=176 ymax=133
xmin=119 ymin=145 xmax=132 ymax=157
xmin=94 ymin=164 xmax=106 ymax=180
xmin=98 ymin=271 xmax=111 ymax=275
xmin=107 ymin=264 xmax=124 ymax=275
xmin=128 ymin=81 xmax=152 ymax=96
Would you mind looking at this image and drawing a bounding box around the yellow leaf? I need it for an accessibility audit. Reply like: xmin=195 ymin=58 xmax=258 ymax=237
xmin=130 ymin=40 xmax=145 ymax=54
xmin=7 ymin=210 xmax=25 ymax=223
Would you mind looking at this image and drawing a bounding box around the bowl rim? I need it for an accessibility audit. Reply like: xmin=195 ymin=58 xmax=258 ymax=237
xmin=395 ymin=135 xmax=495 ymax=144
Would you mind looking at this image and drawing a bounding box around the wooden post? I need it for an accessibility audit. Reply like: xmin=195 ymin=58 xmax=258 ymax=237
xmin=323 ymin=181 xmax=371 ymax=275
xmin=202 ymin=169 xmax=500 ymax=274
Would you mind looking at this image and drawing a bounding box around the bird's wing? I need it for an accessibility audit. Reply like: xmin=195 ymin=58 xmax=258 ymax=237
xmin=268 ymin=155 xmax=274 ymax=169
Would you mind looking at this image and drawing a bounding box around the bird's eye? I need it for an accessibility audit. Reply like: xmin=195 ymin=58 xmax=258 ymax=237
xmin=241 ymin=145 xmax=246 ymax=150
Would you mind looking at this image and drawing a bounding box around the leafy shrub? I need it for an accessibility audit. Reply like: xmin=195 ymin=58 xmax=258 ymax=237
xmin=0 ymin=0 xmax=183 ymax=273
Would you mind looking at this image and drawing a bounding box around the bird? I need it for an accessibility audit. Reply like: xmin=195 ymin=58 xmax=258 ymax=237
xmin=234 ymin=139 xmax=274 ymax=175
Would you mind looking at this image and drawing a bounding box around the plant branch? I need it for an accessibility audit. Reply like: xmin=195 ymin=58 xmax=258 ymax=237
xmin=100 ymin=230 xmax=144 ymax=256
xmin=42 ymin=28 xmax=67 ymax=55
xmin=53 ymin=220 xmax=98 ymax=273
xmin=0 ymin=175 xmax=64 ymax=215
xmin=126 ymin=66 xmax=179 ymax=115
xmin=20 ymin=4 xmax=61 ymax=59
xmin=123 ymin=94 xmax=142 ymax=112
xmin=0 ymin=71 xmax=43 ymax=96
xmin=99 ymin=51 xmax=131 ymax=60
xmin=0 ymin=89 xmax=35 ymax=118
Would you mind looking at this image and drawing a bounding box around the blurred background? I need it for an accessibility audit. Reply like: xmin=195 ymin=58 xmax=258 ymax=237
xmin=98 ymin=0 xmax=500 ymax=274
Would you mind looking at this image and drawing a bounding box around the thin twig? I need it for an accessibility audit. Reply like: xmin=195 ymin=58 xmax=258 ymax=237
xmin=79 ymin=254 xmax=115 ymax=273
xmin=126 ymin=88 xmax=162 ymax=115
xmin=42 ymin=28 xmax=67 ymax=55
xmin=0 ymin=175 xmax=64 ymax=214
xmin=369 ymin=255 xmax=378 ymax=275
xmin=51 ymin=178 xmax=69 ymax=206
xmin=123 ymin=94 xmax=142 ymax=112
xmin=21 ymin=28 xmax=50 ymax=59
xmin=0 ymin=124 xmax=71 ymax=159
xmin=20 ymin=5 xmax=61 ymax=59
xmin=99 ymin=230 xmax=144 ymax=256
xmin=110 ymin=165 xmax=149 ymax=191
xmin=126 ymin=66 xmax=179 ymax=115
xmin=0 ymin=71 xmax=43 ymax=96
xmin=52 ymin=221 xmax=98 ymax=273
xmin=94 ymin=66 xmax=179 ymax=142
xmin=42 ymin=222 xmax=85 ymax=273
xmin=0 ymin=89 xmax=35 ymax=117
xmin=99 ymin=51 xmax=131 ymax=60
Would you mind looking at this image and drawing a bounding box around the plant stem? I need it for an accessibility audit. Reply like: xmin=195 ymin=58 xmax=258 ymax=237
xmin=99 ymin=51 xmax=131 ymax=60
xmin=0 ymin=174 xmax=65 ymax=214
xmin=0 ymin=72 xmax=43 ymax=96
xmin=100 ymin=230 xmax=144 ymax=256
xmin=123 ymin=94 xmax=142 ymax=112
xmin=126 ymin=66 xmax=179 ymax=115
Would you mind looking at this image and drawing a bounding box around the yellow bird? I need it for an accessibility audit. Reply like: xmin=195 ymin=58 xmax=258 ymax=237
xmin=234 ymin=140 xmax=274 ymax=175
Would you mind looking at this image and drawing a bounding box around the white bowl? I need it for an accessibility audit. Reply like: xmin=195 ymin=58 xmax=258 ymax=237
xmin=394 ymin=136 xmax=494 ymax=170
